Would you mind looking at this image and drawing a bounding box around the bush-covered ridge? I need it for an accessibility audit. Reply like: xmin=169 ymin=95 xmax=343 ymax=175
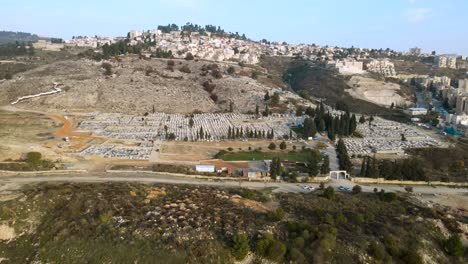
xmin=0 ymin=183 xmax=465 ymax=263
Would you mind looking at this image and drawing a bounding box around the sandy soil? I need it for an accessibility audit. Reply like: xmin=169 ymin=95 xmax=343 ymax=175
xmin=346 ymin=75 xmax=411 ymax=107
xmin=156 ymin=140 xmax=302 ymax=163
xmin=0 ymin=225 xmax=15 ymax=241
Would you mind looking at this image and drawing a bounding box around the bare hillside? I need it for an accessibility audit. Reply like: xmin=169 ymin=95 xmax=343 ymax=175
xmin=0 ymin=57 xmax=282 ymax=114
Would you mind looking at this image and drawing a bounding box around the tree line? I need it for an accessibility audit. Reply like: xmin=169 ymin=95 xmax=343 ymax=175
xmin=0 ymin=41 xmax=35 ymax=57
xmin=360 ymin=156 xmax=427 ymax=181
xmin=227 ymin=127 xmax=275 ymax=140
xmin=301 ymin=102 xmax=357 ymax=141
xmin=336 ymin=139 xmax=353 ymax=172
xmin=158 ymin=22 xmax=248 ymax=40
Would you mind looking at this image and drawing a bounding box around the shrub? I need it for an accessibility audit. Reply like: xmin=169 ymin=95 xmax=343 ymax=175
xmin=335 ymin=213 xmax=347 ymax=225
xmin=268 ymin=143 xmax=276 ymax=150
xmin=279 ymin=141 xmax=287 ymax=150
xmin=383 ymin=234 xmax=400 ymax=256
xmin=210 ymin=93 xmax=218 ymax=102
xmin=251 ymin=71 xmax=259 ymax=79
xmin=211 ymin=69 xmax=222 ymax=79
xmin=400 ymin=250 xmax=423 ymax=264
xmin=288 ymin=248 xmax=305 ymax=263
xmin=444 ymin=235 xmax=464 ymax=257
xmin=26 ymin=152 xmax=42 ymax=166
xmin=101 ymin=62 xmax=112 ymax=76
xmin=184 ymin=52 xmax=194 ymax=60
xmin=323 ymin=186 xmax=335 ymax=199
xmin=266 ymin=240 xmax=286 ymax=262
xmin=145 ymin=66 xmax=153 ymax=76
xmin=293 ymin=237 xmax=305 ymax=249
xmin=227 ymin=66 xmax=235 ymax=74
xmin=404 ymin=186 xmax=414 ymax=193
xmin=202 ymin=81 xmax=216 ymax=93
xmin=214 ymin=150 xmax=227 ymax=158
xmin=5 ymin=72 xmax=12 ymax=80
xmin=268 ymin=208 xmax=285 ymax=221
xmin=381 ymin=192 xmax=398 ymax=202
xmin=167 ymin=60 xmax=175 ymax=67
xmin=231 ymin=233 xmax=249 ymax=260
xmin=179 ymin=65 xmax=191 ymax=73
xmin=369 ymin=242 xmax=385 ymax=260
xmin=227 ymin=147 xmax=233 ymax=151
xmin=352 ymin=185 xmax=362 ymax=194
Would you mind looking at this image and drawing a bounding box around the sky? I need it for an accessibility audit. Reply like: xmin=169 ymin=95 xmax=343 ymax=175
xmin=2 ymin=0 xmax=468 ymax=55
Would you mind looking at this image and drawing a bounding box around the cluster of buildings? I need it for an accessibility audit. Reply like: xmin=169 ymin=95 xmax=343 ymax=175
xmin=326 ymin=58 xmax=396 ymax=76
xmin=365 ymin=59 xmax=396 ymax=77
xmin=326 ymin=59 xmax=364 ymax=75
xmin=194 ymin=160 xmax=271 ymax=179
xmin=412 ymin=76 xmax=468 ymax=129
xmin=433 ymin=55 xmax=457 ymax=69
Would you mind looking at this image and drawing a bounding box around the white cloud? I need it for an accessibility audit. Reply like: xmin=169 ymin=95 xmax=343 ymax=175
xmin=405 ymin=8 xmax=432 ymax=23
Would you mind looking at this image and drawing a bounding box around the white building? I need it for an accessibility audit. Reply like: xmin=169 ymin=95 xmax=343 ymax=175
xmin=327 ymin=59 xmax=364 ymax=75
xmin=434 ymin=55 xmax=457 ymax=69
xmin=195 ymin=165 xmax=215 ymax=173
xmin=405 ymin=108 xmax=428 ymax=116
xmin=366 ymin=59 xmax=396 ymax=76
xmin=129 ymin=30 xmax=142 ymax=40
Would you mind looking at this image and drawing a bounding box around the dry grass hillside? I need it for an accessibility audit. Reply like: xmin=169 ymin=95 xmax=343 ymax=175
xmin=0 ymin=56 xmax=281 ymax=114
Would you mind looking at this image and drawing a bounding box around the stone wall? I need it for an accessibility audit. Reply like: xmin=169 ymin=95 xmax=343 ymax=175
xmin=351 ymin=177 xmax=468 ymax=187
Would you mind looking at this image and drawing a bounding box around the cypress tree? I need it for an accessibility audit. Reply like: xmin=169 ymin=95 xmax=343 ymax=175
xmin=199 ymin=127 xmax=204 ymax=140
xmin=360 ymin=157 xmax=367 ymax=176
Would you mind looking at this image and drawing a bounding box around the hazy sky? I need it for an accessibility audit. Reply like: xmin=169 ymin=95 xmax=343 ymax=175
xmin=2 ymin=0 xmax=468 ymax=55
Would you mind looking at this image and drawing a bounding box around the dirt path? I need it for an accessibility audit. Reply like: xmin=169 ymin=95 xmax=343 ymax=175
xmin=1 ymin=105 xmax=97 ymax=140
xmin=49 ymin=114 xmax=96 ymax=139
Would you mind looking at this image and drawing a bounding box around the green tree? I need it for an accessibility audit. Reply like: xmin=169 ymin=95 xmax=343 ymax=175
xmin=307 ymin=149 xmax=321 ymax=176
xmin=359 ymin=115 xmax=366 ymax=124
xmin=323 ymin=186 xmax=335 ymax=199
xmin=320 ymin=155 xmax=330 ymax=174
xmin=101 ymin=62 xmax=113 ymax=76
xmin=268 ymin=142 xmax=276 ymax=150
xmin=352 ymin=185 xmax=362 ymax=194
xmin=184 ymin=52 xmax=194 ymax=60
xmin=231 ymin=233 xmax=249 ymax=260
xmin=199 ymin=126 xmax=204 ymax=139
xmin=271 ymin=92 xmax=280 ymax=106
xmin=26 ymin=152 xmax=42 ymax=167
xmin=269 ymin=157 xmax=282 ymax=179
xmin=227 ymin=66 xmax=235 ymax=74
xmin=279 ymin=141 xmax=287 ymax=150
xmin=189 ymin=117 xmax=194 ymax=128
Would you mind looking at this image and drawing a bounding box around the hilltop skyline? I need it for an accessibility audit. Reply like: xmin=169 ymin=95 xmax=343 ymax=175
xmin=2 ymin=0 xmax=468 ymax=56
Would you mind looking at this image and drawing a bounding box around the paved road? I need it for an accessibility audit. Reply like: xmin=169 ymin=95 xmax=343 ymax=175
xmin=0 ymin=172 xmax=466 ymax=195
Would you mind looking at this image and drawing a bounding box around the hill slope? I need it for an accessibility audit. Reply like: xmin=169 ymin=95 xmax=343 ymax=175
xmin=0 ymin=57 xmax=282 ymax=114
xmin=0 ymin=31 xmax=41 ymax=44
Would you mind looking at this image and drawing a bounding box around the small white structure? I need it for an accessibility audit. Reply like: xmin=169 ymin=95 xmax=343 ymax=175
xmin=329 ymin=170 xmax=350 ymax=180
xmin=195 ymin=165 xmax=215 ymax=173
xmin=404 ymin=108 xmax=428 ymax=116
